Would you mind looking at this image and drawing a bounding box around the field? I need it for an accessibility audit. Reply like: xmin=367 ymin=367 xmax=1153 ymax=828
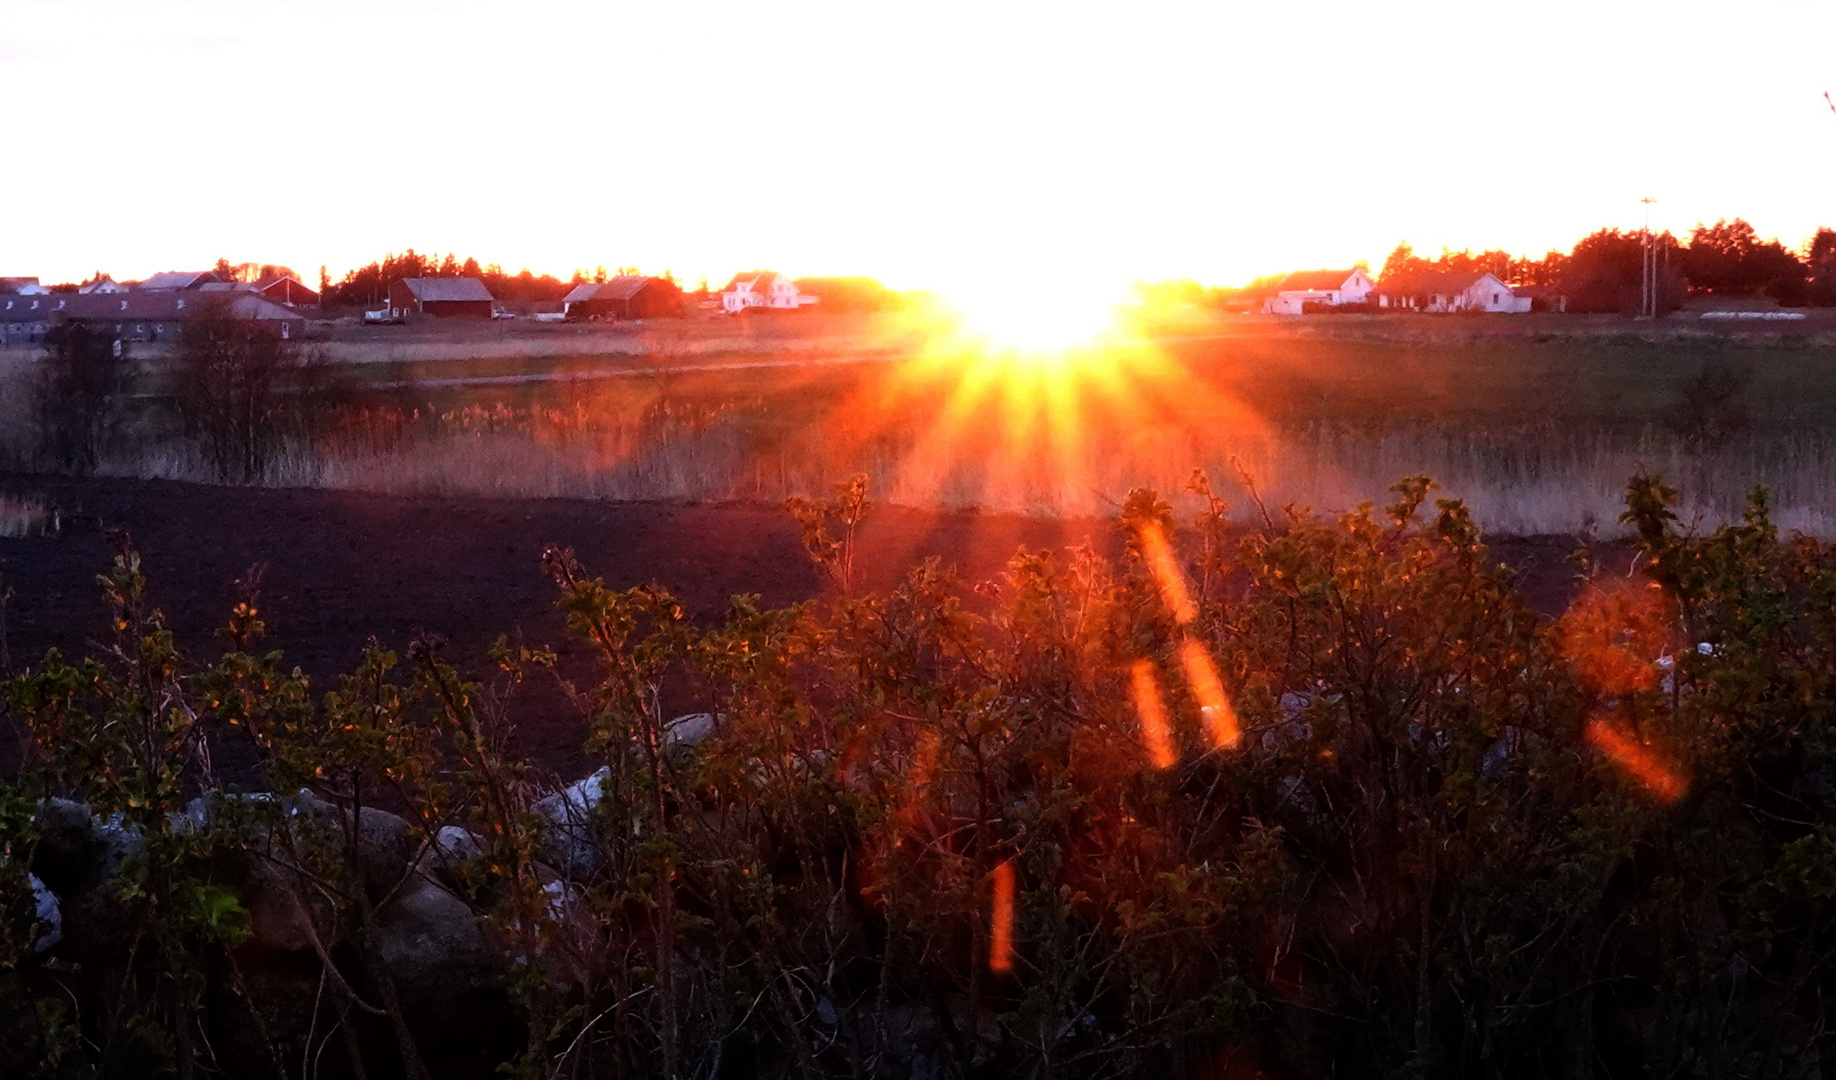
xmin=7 ymin=309 xmax=1835 ymax=535
xmin=3 ymin=311 xmax=1832 ymax=1078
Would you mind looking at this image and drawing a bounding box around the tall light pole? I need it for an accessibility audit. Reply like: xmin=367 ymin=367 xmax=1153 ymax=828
xmin=1639 ymin=197 xmax=1659 ymax=320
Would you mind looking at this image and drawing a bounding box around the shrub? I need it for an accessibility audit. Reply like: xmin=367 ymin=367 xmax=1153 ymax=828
xmin=0 ymin=475 xmax=1833 ymax=1078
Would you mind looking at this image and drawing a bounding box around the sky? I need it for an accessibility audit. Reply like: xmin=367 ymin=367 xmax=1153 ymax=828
xmin=4 ymin=0 xmax=1836 ymax=295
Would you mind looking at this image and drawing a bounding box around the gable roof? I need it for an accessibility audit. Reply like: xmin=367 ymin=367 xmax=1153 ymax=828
xmin=564 ymin=276 xmax=662 ymax=304
xmin=1378 ymin=270 xmax=1499 ymax=296
xmin=723 ymin=271 xmax=788 ymax=294
xmin=137 ymin=270 xmax=221 ymax=290
xmin=0 ymin=277 xmax=42 ymax=293
xmin=0 ymin=291 xmax=301 ymax=323
xmin=1275 ymin=269 xmax=1363 ymax=292
xmin=400 ymin=277 xmax=495 ymax=303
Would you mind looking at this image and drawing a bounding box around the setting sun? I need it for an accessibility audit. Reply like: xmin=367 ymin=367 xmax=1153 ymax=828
xmin=940 ymin=279 xmax=1127 ymax=355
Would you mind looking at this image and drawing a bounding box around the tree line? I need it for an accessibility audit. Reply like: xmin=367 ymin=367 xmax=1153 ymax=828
xmin=1385 ymin=219 xmax=1836 ymax=313
xmin=1232 ymin=219 xmax=1836 ymax=314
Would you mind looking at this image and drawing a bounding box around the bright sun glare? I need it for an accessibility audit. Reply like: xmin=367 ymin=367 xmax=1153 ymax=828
xmin=940 ymin=279 xmax=1128 ymax=356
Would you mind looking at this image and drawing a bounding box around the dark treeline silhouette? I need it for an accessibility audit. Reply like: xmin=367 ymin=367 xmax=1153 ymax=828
xmin=1374 ymin=220 xmax=1836 ymax=313
xmin=1232 ymin=220 xmax=1836 ymax=315
xmin=322 ymin=250 xmax=574 ymax=308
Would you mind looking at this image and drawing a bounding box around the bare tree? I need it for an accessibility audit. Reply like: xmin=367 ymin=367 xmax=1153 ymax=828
xmin=172 ymin=300 xmax=330 ymax=482
xmin=33 ymin=320 xmax=130 ymax=475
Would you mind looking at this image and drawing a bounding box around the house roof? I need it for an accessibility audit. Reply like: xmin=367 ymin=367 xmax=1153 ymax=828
xmin=0 ymin=291 xmax=302 ymax=323
xmin=1378 ymin=271 xmax=1498 ymax=296
xmin=137 ymin=271 xmax=221 ymax=290
xmin=1275 ymin=269 xmax=1363 ymax=292
xmin=564 ymin=276 xmax=661 ymax=304
xmin=400 ymin=277 xmax=495 ymax=303
xmin=723 ymin=271 xmax=786 ymax=294
xmin=0 ymin=277 xmax=41 ymax=293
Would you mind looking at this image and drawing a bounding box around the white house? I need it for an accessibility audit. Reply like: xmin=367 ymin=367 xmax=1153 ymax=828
xmin=721 ymin=272 xmax=817 ymax=313
xmin=0 ymin=277 xmax=49 ymax=295
xmin=1262 ymin=268 xmax=1376 ymax=315
xmin=77 ymin=275 xmax=128 ymax=295
xmin=1377 ymin=271 xmax=1530 ymax=313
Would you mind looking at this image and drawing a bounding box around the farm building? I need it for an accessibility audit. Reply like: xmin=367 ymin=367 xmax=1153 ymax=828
xmin=1262 ymin=268 xmax=1376 ymax=314
xmin=721 ymin=272 xmax=817 ymax=313
xmin=251 ymin=273 xmax=321 ymax=308
xmin=1510 ymin=284 xmax=1567 ymax=313
xmin=1377 ymin=271 xmax=1529 ymax=313
xmin=137 ymin=270 xmax=225 ymax=290
xmin=0 ymin=291 xmax=306 ymax=348
xmin=387 ymin=277 xmax=496 ymax=318
xmin=0 ymin=277 xmax=49 ymax=295
xmin=562 ymin=276 xmax=684 ymax=320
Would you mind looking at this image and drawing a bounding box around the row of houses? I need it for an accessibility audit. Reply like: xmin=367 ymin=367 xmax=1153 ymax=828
xmin=1262 ymin=268 xmax=1567 ymax=315
xmin=0 ymin=290 xmax=306 ymax=347
xmin=1 ymin=264 xmax=821 ymax=342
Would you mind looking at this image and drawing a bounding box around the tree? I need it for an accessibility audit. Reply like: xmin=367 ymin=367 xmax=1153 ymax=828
xmin=1559 ymin=227 xmax=1684 ymax=313
xmin=1380 ymin=242 xmax=1430 ymax=282
xmin=32 ymin=321 xmax=129 ymax=475
xmin=1805 ymin=227 xmax=1836 ymax=305
xmin=172 ymin=301 xmax=327 ymax=482
xmin=1685 ymin=218 xmax=1806 ymax=303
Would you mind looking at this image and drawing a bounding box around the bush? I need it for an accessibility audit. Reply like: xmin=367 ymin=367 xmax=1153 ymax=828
xmin=1 ymin=475 xmax=1834 ymax=1078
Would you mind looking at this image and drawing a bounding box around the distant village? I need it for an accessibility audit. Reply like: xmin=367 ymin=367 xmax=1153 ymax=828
xmin=6 ymin=217 xmax=1835 ymax=349
xmin=1251 ymin=267 xmax=1566 ymax=316
xmin=0 ymin=265 xmax=827 ymax=350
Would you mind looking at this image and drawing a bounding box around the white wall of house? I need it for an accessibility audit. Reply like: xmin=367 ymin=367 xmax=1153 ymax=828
xmin=1458 ymin=274 xmax=1526 ymax=313
xmin=723 ymin=276 xmax=815 ymax=312
xmin=1265 ymin=268 xmax=1375 ymax=314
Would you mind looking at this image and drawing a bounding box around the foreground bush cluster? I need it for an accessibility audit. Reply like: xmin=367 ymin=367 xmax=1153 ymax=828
xmin=1 ymin=473 xmax=1834 ymax=1079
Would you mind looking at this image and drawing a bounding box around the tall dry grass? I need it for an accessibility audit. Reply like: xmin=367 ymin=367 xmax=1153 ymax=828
xmin=9 ymin=343 xmax=1836 ymax=536
xmin=86 ymin=408 xmax=1836 ymax=536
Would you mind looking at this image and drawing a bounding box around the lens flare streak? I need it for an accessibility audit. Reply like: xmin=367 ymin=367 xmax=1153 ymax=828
xmin=1129 ymin=659 xmax=1178 ymax=769
xmin=1138 ymin=520 xmax=1197 ymax=625
xmin=1180 ymin=637 xmax=1241 ymax=749
xmin=1587 ymin=718 xmax=1685 ymax=802
xmin=989 ymin=860 xmax=1016 ymax=974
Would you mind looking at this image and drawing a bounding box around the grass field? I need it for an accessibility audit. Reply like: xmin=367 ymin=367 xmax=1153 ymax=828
xmin=6 ymin=312 xmax=1836 ymax=535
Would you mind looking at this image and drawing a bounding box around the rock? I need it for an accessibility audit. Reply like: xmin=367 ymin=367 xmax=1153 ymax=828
xmin=30 ymin=799 xmax=144 ymax=961
xmin=435 ymin=825 xmax=482 ymax=862
xmin=373 ymin=871 xmax=498 ymax=1023
xmin=282 ymin=789 xmax=418 ymax=900
xmin=665 ymin=712 xmax=717 ymax=748
xmin=167 ymin=791 xmax=273 ymax=835
xmin=33 ymin=797 xmax=141 ymax=900
xmin=29 ymin=875 xmax=61 ymax=952
xmin=534 ymin=768 xmax=608 ymax=880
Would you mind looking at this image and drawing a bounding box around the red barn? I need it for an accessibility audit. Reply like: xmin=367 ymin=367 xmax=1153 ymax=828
xmin=388 ymin=277 xmax=495 ymax=318
xmin=252 ymin=273 xmax=321 ymax=308
xmin=561 ymin=276 xmax=684 ymax=320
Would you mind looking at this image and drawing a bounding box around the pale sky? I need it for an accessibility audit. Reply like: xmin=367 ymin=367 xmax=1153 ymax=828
xmin=4 ymin=0 xmax=1835 ymax=294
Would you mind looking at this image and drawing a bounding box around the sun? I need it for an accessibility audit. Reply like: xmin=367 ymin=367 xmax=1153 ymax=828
xmin=936 ymin=277 xmax=1129 ymax=356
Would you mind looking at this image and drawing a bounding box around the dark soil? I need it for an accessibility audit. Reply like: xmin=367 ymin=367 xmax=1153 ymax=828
xmin=0 ymin=475 xmax=1620 ymax=781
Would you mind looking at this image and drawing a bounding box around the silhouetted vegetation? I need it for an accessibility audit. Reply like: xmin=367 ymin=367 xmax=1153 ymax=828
xmin=31 ymin=322 xmax=130 ymax=476
xmin=1365 ymin=218 xmax=1834 ymax=312
xmin=322 ymin=251 xmax=572 ymax=308
xmin=172 ymin=303 xmax=334 ymax=482
xmin=2 ymin=475 xmax=1834 ymax=1077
